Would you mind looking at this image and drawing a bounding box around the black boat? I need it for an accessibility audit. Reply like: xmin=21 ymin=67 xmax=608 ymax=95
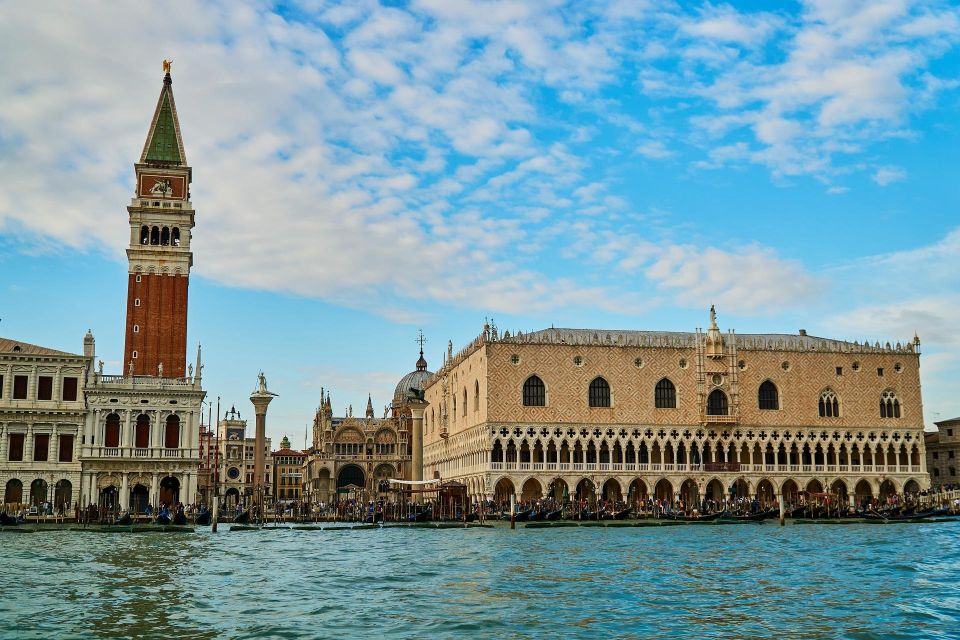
xmin=233 ymin=509 xmax=250 ymax=525
xmin=723 ymin=510 xmax=770 ymax=522
xmin=0 ymin=512 xmax=19 ymax=526
xmin=513 ymin=508 xmax=533 ymax=522
xmin=155 ymin=513 xmax=171 ymax=525
xmin=115 ymin=513 xmax=132 ymax=525
xmin=172 ymin=511 xmax=187 ymax=526
xmin=409 ymin=508 xmax=432 ymax=522
xmin=195 ymin=510 xmax=211 ymax=526
xmin=545 ymin=509 xmax=563 ymax=521
xmin=671 ymin=511 xmax=724 ymax=522
xmin=464 ymin=512 xmax=479 ymax=523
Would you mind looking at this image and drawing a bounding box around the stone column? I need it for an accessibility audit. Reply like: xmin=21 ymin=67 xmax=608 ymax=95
xmin=150 ymin=473 xmax=159 ymax=507
xmin=0 ymin=423 xmax=7 ymax=461
xmin=249 ymin=373 xmax=277 ymax=513
xmin=123 ymin=410 xmax=132 ymax=448
xmin=25 ymin=424 xmax=34 ymax=462
xmin=120 ymin=473 xmax=129 ymax=510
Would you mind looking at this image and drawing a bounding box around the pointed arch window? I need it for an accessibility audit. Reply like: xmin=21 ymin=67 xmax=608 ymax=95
xmin=474 ymin=381 xmax=479 ymax=412
xmin=655 ymin=378 xmax=676 ymax=409
xmin=463 ymin=388 xmax=467 ymax=416
xmin=880 ymin=391 xmax=900 ymax=418
xmin=522 ymin=375 xmax=545 ymax=407
xmin=588 ymin=377 xmax=611 ymax=408
xmin=758 ymin=380 xmax=779 ymax=410
xmin=706 ymin=389 xmax=728 ymax=416
xmin=171 ymin=227 xmax=181 ymax=246
xmin=150 ymin=226 xmax=160 ymax=245
xmin=140 ymin=225 xmax=150 ymax=244
xmin=819 ymin=390 xmax=840 ymax=418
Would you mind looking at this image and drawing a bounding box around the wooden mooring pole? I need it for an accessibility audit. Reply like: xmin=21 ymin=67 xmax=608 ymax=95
xmin=510 ymin=494 xmax=516 ymax=530
xmin=778 ymin=493 xmax=785 ymax=527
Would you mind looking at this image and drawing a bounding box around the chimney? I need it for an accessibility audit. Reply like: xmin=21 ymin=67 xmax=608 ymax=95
xmin=799 ymin=329 xmax=807 ymax=336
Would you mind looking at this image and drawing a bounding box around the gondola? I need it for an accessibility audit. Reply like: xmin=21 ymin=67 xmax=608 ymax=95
xmin=513 ymin=508 xmax=533 ymax=522
xmin=195 ymin=510 xmax=211 ymax=526
xmin=545 ymin=509 xmax=563 ymax=521
xmin=364 ymin=512 xmax=384 ymax=524
xmin=671 ymin=511 xmax=724 ymax=522
xmin=155 ymin=513 xmax=171 ymax=525
xmin=233 ymin=509 xmax=250 ymax=525
xmin=464 ymin=512 xmax=479 ymax=523
xmin=722 ymin=510 xmax=769 ymax=522
xmin=115 ymin=513 xmax=132 ymax=525
xmin=0 ymin=512 xmax=19 ymax=526
xmin=864 ymin=507 xmax=948 ymax=522
xmin=172 ymin=511 xmax=187 ymax=525
xmin=409 ymin=508 xmax=432 ymax=522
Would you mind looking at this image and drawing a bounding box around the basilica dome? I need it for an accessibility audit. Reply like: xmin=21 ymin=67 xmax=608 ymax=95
xmin=393 ymin=351 xmax=432 ymax=404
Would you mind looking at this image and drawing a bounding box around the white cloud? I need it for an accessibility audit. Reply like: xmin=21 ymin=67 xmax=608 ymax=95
xmin=826 ymin=185 xmax=850 ymax=194
xmin=872 ymin=165 xmax=907 ymax=186
xmin=635 ymin=140 xmax=675 ymax=159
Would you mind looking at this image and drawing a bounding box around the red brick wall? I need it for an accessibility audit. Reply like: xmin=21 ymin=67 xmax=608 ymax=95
xmin=123 ymin=273 xmax=189 ymax=377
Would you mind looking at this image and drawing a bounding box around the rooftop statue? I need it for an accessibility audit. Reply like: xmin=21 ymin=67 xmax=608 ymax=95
xmin=163 ymin=59 xmax=172 ymax=74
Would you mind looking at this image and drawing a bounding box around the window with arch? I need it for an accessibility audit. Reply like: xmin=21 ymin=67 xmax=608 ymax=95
xmin=150 ymin=226 xmax=160 ymax=245
xmin=135 ymin=414 xmax=150 ymax=448
xmin=758 ymin=380 xmax=779 ymax=410
xmin=522 ymin=375 xmax=545 ymax=407
xmin=140 ymin=225 xmax=150 ymax=244
xmin=164 ymin=415 xmax=180 ymax=448
xmin=819 ymin=390 xmax=840 ymax=418
xmin=588 ymin=377 xmax=611 ymax=408
xmin=160 ymin=227 xmax=170 ymax=245
xmin=474 ymin=381 xmax=479 ymax=412
xmin=655 ymin=378 xmax=676 ymax=409
xmin=880 ymin=391 xmax=901 ymax=418
xmin=452 ymin=396 xmax=457 ymax=419
xmin=104 ymin=413 xmax=121 ymax=448
xmin=463 ymin=388 xmax=467 ymax=416
xmin=172 ymin=227 xmax=181 ymax=246
xmin=706 ymin=389 xmax=728 ymax=416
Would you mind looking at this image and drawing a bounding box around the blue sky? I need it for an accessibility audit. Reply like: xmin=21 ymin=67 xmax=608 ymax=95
xmin=1 ymin=0 xmax=958 ymax=445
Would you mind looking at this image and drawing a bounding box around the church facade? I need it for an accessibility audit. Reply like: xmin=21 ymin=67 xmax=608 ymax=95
xmin=421 ymin=310 xmax=928 ymax=507
xmin=302 ymin=351 xmax=432 ymax=503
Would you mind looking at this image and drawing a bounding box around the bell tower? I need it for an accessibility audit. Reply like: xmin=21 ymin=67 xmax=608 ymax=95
xmin=123 ymin=61 xmax=194 ymax=378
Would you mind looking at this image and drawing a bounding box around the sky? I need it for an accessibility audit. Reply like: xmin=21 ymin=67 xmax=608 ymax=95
xmin=1 ymin=0 xmax=958 ymax=446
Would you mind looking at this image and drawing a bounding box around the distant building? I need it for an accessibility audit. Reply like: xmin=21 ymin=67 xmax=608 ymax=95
xmin=422 ymin=309 xmax=929 ymax=507
xmin=200 ymin=406 xmax=272 ymax=510
xmin=303 ymin=350 xmax=431 ymax=503
xmin=925 ymin=418 xmax=960 ymax=487
xmin=272 ymin=436 xmax=306 ymax=504
xmin=0 ymin=335 xmax=92 ymax=512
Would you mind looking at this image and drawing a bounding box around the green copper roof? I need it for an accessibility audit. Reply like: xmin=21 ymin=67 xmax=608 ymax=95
xmin=144 ymin=90 xmax=182 ymax=163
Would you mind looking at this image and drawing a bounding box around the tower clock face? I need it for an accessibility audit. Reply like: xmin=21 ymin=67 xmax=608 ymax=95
xmin=227 ymin=467 xmax=240 ymax=480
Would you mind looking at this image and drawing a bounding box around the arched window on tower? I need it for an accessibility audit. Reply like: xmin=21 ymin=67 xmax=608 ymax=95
xmin=758 ymin=380 xmax=779 ymax=410
xmin=463 ymin=388 xmax=467 ymax=416
xmin=474 ymin=381 xmax=479 ymax=412
xmin=655 ymin=378 xmax=676 ymax=409
xmin=140 ymin=225 xmax=149 ymax=245
xmin=522 ymin=375 xmax=545 ymax=407
xmin=880 ymin=390 xmax=901 ymax=418
xmin=452 ymin=396 xmax=457 ymax=420
xmin=819 ymin=390 xmax=840 ymax=418
xmin=150 ymin=226 xmax=160 ymax=245
xmin=172 ymin=227 xmax=181 ymax=246
xmin=706 ymin=389 xmax=728 ymax=416
xmin=588 ymin=377 xmax=611 ymax=408
xmin=160 ymin=227 xmax=170 ymax=245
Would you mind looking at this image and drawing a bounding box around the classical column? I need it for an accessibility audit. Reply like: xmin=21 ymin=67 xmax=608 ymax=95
xmin=249 ymin=372 xmax=277 ymax=513
xmin=120 ymin=473 xmax=129 ymax=510
xmin=24 ymin=424 xmax=34 ymax=461
xmin=0 ymin=423 xmax=7 ymax=461
xmin=150 ymin=473 xmax=159 ymax=507
xmin=123 ymin=410 xmax=132 ymax=449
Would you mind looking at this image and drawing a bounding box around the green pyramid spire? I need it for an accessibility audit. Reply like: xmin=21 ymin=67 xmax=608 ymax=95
xmin=140 ymin=71 xmax=186 ymax=165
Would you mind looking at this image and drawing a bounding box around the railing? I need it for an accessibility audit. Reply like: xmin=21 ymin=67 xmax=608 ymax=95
xmin=104 ymin=448 xmax=120 ymax=457
xmin=163 ymin=449 xmax=182 ymax=458
xmin=480 ymin=460 xmax=925 ymax=476
xmin=701 ymin=414 xmax=738 ymax=424
xmin=134 ymin=448 xmax=149 ymax=457
xmin=491 ymin=462 xmax=503 ymax=470
xmin=96 ymin=374 xmax=195 ymax=387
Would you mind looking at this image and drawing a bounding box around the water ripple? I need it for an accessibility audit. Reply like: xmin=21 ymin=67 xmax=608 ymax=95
xmin=2 ymin=523 xmax=960 ymax=638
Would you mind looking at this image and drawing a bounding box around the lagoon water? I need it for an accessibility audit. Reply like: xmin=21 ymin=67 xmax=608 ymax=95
xmin=2 ymin=522 xmax=959 ymax=639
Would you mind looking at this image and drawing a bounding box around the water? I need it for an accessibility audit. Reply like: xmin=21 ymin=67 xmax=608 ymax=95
xmin=2 ymin=522 xmax=959 ymax=639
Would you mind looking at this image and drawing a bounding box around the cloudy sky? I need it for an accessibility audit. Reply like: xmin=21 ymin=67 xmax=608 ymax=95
xmin=1 ymin=0 xmax=958 ymax=445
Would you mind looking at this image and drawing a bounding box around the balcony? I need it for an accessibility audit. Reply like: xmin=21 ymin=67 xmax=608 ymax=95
xmin=701 ymin=414 xmax=738 ymax=425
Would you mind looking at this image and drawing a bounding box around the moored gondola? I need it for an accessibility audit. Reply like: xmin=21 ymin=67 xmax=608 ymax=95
xmin=464 ymin=512 xmax=479 ymax=523
xmin=115 ymin=512 xmax=132 ymax=525
xmin=545 ymin=509 xmax=563 ymax=521
xmin=409 ymin=508 xmax=432 ymax=522
xmin=232 ymin=509 xmax=250 ymax=525
xmin=195 ymin=510 xmax=211 ymax=526
xmin=155 ymin=513 xmax=171 ymax=525
xmin=0 ymin=512 xmax=19 ymax=526
xmin=172 ymin=511 xmax=187 ymax=526
xmin=671 ymin=511 xmax=724 ymax=522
